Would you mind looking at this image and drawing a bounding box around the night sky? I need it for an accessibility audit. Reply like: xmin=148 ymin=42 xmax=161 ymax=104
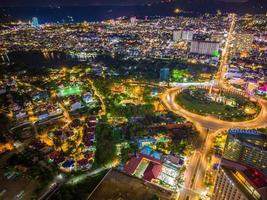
xmin=1 ymin=0 xmax=265 ymax=7
xmin=0 ymin=0 xmax=158 ymax=7
xmin=0 ymin=0 xmax=266 ymax=16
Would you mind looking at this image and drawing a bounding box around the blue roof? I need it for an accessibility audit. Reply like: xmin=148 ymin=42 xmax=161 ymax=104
xmin=229 ymin=129 xmax=266 ymax=140
xmin=140 ymin=146 xmax=162 ymax=160
xmin=141 ymin=146 xmax=152 ymax=155
xmin=62 ymin=160 xmax=75 ymax=168
xmin=151 ymin=151 xmax=162 ymax=160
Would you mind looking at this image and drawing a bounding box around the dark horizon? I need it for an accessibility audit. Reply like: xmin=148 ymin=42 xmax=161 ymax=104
xmin=0 ymin=0 xmax=158 ymax=7
xmin=1 ymin=0 xmax=266 ymax=23
xmin=0 ymin=0 xmax=266 ymax=7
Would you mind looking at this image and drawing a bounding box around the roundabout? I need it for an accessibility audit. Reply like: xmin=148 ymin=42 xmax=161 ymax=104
xmin=161 ymin=85 xmax=267 ymax=200
xmin=161 ymin=86 xmax=267 ymax=131
xmin=175 ymin=86 xmax=260 ymax=122
xmin=159 ymin=14 xmax=267 ymax=200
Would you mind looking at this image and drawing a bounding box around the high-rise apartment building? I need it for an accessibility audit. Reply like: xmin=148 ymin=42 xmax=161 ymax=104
xmin=190 ymin=41 xmax=220 ymax=55
xmin=130 ymin=16 xmax=137 ymax=25
xmin=173 ymin=31 xmax=182 ymax=41
xmin=31 ymin=17 xmax=39 ymax=28
xmin=223 ymin=129 xmax=267 ymax=173
xmin=212 ymin=159 xmax=267 ymax=200
xmin=173 ymin=30 xmax=193 ymax=41
xmin=181 ymin=31 xmax=193 ymax=41
xmin=160 ymin=68 xmax=170 ymax=81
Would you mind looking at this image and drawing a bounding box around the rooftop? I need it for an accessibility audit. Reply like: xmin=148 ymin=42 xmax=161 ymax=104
xmin=140 ymin=146 xmax=162 ymax=160
xmin=221 ymin=159 xmax=267 ymax=200
xmin=228 ymin=129 xmax=267 ymax=151
xmin=143 ymin=162 xmax=162 ymax=182
xmin=124 ymin=157 xmax=142 ymax=175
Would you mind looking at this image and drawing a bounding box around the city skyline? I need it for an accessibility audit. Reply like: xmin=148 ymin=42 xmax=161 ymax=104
xmin=0 ymin=2 xmax=266 ymax=200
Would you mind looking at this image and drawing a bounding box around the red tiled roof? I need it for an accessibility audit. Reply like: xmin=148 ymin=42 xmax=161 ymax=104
xmin=54 ymin=156 xmax=65 ymax=164
xmin=89 ymin=116 xmax=96 ymax=121
xmin=143 ymin=162 xmax=162 ymax=182
xmin=124 ymin=157 xmax=142 ymax=175
xmin=77 ymin=159 xmax=89 ymax=166
xmin=243 ymin=167 xmax=267 ymax=189
xmin=222 ymin=159 xmax=267 ymax=189
xmin=84 ymin=152 xmax=94 ymax=159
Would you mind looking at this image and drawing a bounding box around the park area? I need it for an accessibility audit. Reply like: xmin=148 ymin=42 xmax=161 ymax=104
xmin=176 ymin=88 xmax=260 ymax=121
xmin=58 ymin=86 xmax=81 ymax=97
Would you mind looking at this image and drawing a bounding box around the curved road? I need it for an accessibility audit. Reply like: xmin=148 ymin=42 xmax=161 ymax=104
xmin=162 ymin=87 xmax=267 ymax=200
xmin=160 ymin=13 xmax=267 ymax=200
xmin=162 ymin=87 xmax=267 ymax=131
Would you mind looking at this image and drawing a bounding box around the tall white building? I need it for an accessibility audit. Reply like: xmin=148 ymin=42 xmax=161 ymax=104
xmin=173 ymin=31 xmax=182 ymax=41
xmin=190 ymin=41 xmax=219 ymax=55
xmin=130 ymin=16 xmax=137 ymax=25
xmin=173 ymin=30 xmax=193 ymax=41
xmin=181 ymin=31 xmax=193 ymax=41
xmin=31 ymin=17 xmax=40 ymax=28
xmin=212 ymin=159 xmax=267 ymax=200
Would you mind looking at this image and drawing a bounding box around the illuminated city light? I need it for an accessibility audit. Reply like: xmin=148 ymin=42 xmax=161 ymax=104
xmin=59 ymin=86 xmax=81 ymax=97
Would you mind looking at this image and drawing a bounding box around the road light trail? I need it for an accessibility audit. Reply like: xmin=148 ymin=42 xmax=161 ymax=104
xmin=162 ymin=87 xmax=267 ymax=135
xmin=162 ymin=87 xmax=267 ymax=200
xmin=216 ymin=13 xmax=236 ymax=86
xmin=160 ymin=14 xmax=267 ymax=200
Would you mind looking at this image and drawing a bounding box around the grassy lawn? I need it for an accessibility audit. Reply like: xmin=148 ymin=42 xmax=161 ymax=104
xmin=176 ymin=89 xmax=260 ymax=121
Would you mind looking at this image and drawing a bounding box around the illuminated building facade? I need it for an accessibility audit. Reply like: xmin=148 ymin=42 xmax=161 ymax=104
xmin=130 ymin=16 xmax=137 ymax=25
xmin=160 ymin=68 xmax=170 ymax=81
xmin=173 ymin=31 xmax=182 ymax=41
xmin=190 ymin=41 xmax=219 ymax=55
xmin=181 ymin=31 xmax=193 ymax=41
xmin=212 ymin=159 xmax=267 ymax=200
xmin=173 ymin=30 xmax=193 ymax=41
xmin=31 ymin=17 xmax=40 ymax=28
xmin=223 ymin=129 xmax=267 ymax=173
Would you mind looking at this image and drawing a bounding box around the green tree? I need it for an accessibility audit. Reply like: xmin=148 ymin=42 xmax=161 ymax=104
xmin=171 ymin=69 xmax=186 ymax=82
xmin=94 ymin=123 xmax=117 ymax=166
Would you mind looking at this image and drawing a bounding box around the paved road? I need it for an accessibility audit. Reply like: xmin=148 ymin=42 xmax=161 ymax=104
xmin=162 ymin=86 xmax=267 ymax=196
xmin=162 ymin=87 xmax=267 ymax=200
xmin=162 ymin=87 xmax=267 ymax=131
xmin=216 ymin=14 xmax=236 ymax=86
xmin=160 ymin=14 xmax=267 ymax=200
